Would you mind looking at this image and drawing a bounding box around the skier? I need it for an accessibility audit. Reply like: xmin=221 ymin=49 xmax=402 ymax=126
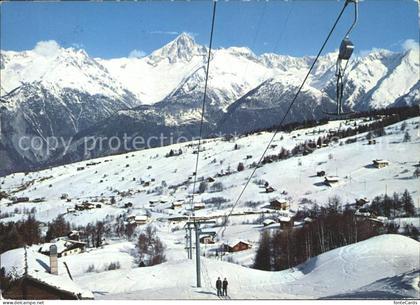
xmin=216 ymin=277 xmax=222 ymax=297
xmin=222 ymin=278 xmax=228 ymax=297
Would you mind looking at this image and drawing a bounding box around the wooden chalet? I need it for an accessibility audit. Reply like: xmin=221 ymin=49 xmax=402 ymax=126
xmin=223 ymin=240 xmax=252 ymax=253
xmin=316 ymin=170 xmax=326 ymax=177
xmin=265 ymin=186 xmax=275 ymax=193
xmin=39 ymin=239 xmax=86 ymax=258
xmin=278 ymin=216 xmax=294 ymax=229
xmin=372 ymin=159 xmax=389 ymax=168
xmin=1 ymin=247 xmax=93 ymax=300
xmin=269 ymin=199 xmax=289 ymax=210
xmin=193 ymin=203 xmax=205 ymax=210
xmin=303 ymin=217 xmax=313 ymax=224
xmin=126 ymin=215 xmax=148 ymax=225
xmin=172 ymin=200 xmax=183 ymax=209
xmin=168 ymin=216 xmax=189 ymax=222
xmin=134 ymin=215 xmax=148 ymax=225
xmin=262 ymin=219 xmax=276 ymax=227
xmin=199 ymin=235 xmax=215 ymax=244
xmin=355 ymin=197 xmax=370 ymax=207
xmin=324 ymin=176 xmax=340 ymax=186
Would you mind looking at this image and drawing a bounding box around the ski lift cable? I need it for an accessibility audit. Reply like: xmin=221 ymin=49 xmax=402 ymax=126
xmin=255 ymin=2 xmax=294 ymax=86
xmin=240 ymin=1 xmax=268 ymax=77
xmin=324 ymin=0 xmax=358 ymax=116
xmin=190 ymin=1 xmax=217 ymax=215
xmin=218 ymin=3 xmax=293 ymax=128
xmin=216 ymin=1 xmax=354 ymax=237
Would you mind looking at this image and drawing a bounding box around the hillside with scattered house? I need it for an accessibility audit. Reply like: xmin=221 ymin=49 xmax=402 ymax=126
xmin=0 ymin=114 xmax=419 ymax=299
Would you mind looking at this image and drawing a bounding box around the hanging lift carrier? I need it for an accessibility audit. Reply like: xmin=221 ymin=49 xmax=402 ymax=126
xmin=324 ymin=0 xmax=358 ymax=116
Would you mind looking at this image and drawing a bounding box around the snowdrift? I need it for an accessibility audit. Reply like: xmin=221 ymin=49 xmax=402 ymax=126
xmin=72 ymin=234 xmax=419 ymax=299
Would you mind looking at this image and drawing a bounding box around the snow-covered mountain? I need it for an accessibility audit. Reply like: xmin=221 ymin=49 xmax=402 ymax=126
xmin=0 ymin=42 xmax=139 ymax=175
xmin=2 ymin=33 xmax=418 ymax=111
xmin=1 ymin=33 xmax=418 ymax=175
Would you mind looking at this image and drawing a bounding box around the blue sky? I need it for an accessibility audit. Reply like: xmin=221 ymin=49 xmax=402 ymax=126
xmin=1 ymin=0 xmax=418 ymax=58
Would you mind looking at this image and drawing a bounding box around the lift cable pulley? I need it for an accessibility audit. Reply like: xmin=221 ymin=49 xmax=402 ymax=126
xmin=323 ymin=0 xmax=358 ymax=116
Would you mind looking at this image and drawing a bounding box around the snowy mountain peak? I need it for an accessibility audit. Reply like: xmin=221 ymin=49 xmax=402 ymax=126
xmin=148 ymin=32 xmax=206 ymax=63
xmin=226 ymin=46 xmax=255 ymax=58
xmin=174 ymin=32 xmax=196 ymax=46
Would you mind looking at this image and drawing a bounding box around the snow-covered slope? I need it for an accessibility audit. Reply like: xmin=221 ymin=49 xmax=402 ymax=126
xmin=3 ymin=235 xmax=415 ymax=299
xmin=344 ymin=48 xmax=420 ymax=110
xmin=0 ymin=117 xmax=418 ymax=225
xmin=326 ymin=269 xmax=419 ymax=299
xmin=0 ymin=118 xmax=419 ymax=299
xmin=65 ymin=235 xmax=420 ymax=299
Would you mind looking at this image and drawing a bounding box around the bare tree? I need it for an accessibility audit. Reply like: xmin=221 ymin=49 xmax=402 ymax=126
xmin=137 ymin=225 xmax=166 ymax=266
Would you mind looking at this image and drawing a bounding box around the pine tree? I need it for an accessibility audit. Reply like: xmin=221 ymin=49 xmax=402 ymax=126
xmin=198 ymin=181 xmax=208 ymax=194
xmin=401 ymin=189 xmax=415 ymax=216
xmin=403 ymin=131 xmax=411 ymax=142
xmin=46 ymin=215 xmax=71 ymax=241
xmin=253 ymin=231 xmax=272 ymax=271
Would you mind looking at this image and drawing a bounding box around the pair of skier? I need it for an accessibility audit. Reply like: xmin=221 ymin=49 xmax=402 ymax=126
xmin=216 ymin=277 xmax=228 ymax=297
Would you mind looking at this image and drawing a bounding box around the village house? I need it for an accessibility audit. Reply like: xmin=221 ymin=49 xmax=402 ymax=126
xmin=168 ymin=215 xmax=189 ymax=222
xmin=376 ymin=216 xmax=388 ymax=223
xmin=265 ymin=186 xmax=275 ymax=193
xmin=67 ymin=230 xmax=80 ymax=240
xmin=193 ymin=202 xmax=206 ymax=210
xmin=199 ymin=235 xmax=215 ymax=244
xmin=372 ymin=159 xmax=390 ymax=168
xmin=124 ymin=202 xmax=133 ymax=208
xmin=74 ymin=202 xmax=95 ymax=211
xmin=262 ymin=219 xmax=276 ymax=227
xmin=355 ymin=197 xmax=370 ymax=207
xmin=39 ymin=238 xmax=86 ymax=258
xmin=324 ymin=176 xmax=340 ymax=186
xmin=278 ymin=216 xmax=294 ymax=229
xmin=126 ymin=215 xmax=148 ymax=225
xmin=355 ymin=208 xmax=371 ymax=218
xmin=172 ymin=200 xmax=183 ymax=209
xmin=159 ymin=196 xmax=170 ymax=203
xmin=134 ymin=215 xmax=148 ymax=225
xmin=13 ymin=197 xmax=30 ymax=203
xmin=366 ymin=217 xmax=387 ymax=229
xmin=316 ymin=170 xmax=326 ymax=177
xmin=66 ymin=208 xmax=76 ymax=213
xmin=149 ymin=199 xmax=160 ymax=206
xmin=223 ymin=240 xmax=252 ymax=253
xmin=303 ymin=217 xmax=313 ymax=223
xmin=269 ymin=198 xmax=289 ymax=210
xmin=1 ymin=247 xmax=93 ymax=300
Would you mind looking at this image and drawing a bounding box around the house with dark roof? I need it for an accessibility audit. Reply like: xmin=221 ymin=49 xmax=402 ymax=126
xmin=223 ymin=240 xmax=252 ymax=253
xmin=1 ymin=247 xmax=93 ymax=300
xmin=38 ymin=238 xmax=86 ymax=258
